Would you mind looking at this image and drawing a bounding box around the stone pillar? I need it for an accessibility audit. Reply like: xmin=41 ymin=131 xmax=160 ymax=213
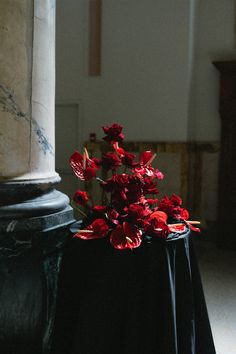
xmin=0 ymin=1 xmax=74 ymax=353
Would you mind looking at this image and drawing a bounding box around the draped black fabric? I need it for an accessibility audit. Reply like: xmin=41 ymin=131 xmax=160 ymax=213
xmin=51 ymin=229 xmax=216 ymax=354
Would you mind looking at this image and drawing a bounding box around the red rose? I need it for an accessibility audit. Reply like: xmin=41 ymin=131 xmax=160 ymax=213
xmin=72 ymin=190 xmax=89 ymax=206
xmin=102 ymin=123 xmax=124 ymax=143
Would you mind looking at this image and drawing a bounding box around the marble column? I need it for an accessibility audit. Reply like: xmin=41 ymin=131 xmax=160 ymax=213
xmin=0 ymin=1 xmax=74 ymax=353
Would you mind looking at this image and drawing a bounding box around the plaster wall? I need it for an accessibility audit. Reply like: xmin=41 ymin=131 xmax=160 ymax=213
xmin=56 ymin=0 xmax=190 ymax=142
xmin=56 ymin=0 xmax=236 ymax=143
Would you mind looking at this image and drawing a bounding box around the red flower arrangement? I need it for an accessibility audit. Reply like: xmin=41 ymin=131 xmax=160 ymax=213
xmin=70 ymin=123 xmax=200 ymax=250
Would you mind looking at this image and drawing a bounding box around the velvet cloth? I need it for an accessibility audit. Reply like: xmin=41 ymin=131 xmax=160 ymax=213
xmin=51 ymin=228 xmax=216 ymax=354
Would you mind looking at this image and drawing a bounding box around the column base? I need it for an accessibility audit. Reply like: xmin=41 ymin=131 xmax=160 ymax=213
xmin=0 ymin=183 xmax=75 ymax=354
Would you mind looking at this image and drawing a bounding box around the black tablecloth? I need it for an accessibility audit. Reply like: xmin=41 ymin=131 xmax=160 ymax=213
xmin=51 ymin=229 xmax=216 ymax=354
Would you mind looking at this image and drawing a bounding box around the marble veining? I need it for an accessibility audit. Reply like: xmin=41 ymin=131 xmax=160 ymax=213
xmin=0 ymin=83 xmax=54 ymax=156
xmin=33 ymin=119 xmax=54 ymax=155
xmin=6 ymin=220 xmax=18 ymax=233
xmin=0 ymin=84 xmax=27 ymax=120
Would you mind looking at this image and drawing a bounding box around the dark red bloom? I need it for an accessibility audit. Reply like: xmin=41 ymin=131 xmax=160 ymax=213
xmin=170 ymin=194 xmax=182 ymax=206
xmin=133 ymin=151 xmax=164 ymax=179
xmin=110 ymin=222 xmax=142 ymax=250
xmin=101 ymin=152 xmax=122 ymax=170
xmin=128 ymin=203 xmax=151 ymax=221
xmin=70 ymin=150 xmax=99 ymax=181
xmin=112 ymin=142 xmax=125 ymax=157
xmin=143 ymin=178 xmax=159 ymax=195
xmin=179 ymin=208 xmax=189 ymax=220
xmin=121 ymin=152 xmax=138 ymax=167
xmin=102 ymin=123 xmax=124 ymax=143
xmin=158 ymin=196 xmax=175 ymax=216
xmin=74 ymin=219 xmax=109 ymax=240
xmin=107 ymin=208 xmax=119 ymax=224
xmin=73 ymin=190 xmax=89 ymax=206
xmin=144 ymin=218 xmax=170 ymax=239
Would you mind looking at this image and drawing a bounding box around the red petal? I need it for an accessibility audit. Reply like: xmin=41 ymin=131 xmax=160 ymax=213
xmin=110 ymin=222 xmax=142 ymax=250
xmin=140 ymin=151 xmax=153 ymax=165
xmin=168 ymin=224 xmax=186 ymax=233
xmin=149 ymin=211 xmax=168 ymax=223
xmin=188 ymin=223 xmax=200 ymax=233
xmin=69 ymin=151 xmax=85 ymax=180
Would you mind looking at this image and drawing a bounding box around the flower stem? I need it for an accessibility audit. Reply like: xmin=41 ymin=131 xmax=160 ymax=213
xmin=71 ymin=200 xmax=88 ymax=217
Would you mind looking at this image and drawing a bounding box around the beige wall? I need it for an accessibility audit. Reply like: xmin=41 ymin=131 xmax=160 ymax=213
xmin=55 ymin=0 xmax=236 ymax=224
xmin=56 ymin=0 xmax=236 ymax=143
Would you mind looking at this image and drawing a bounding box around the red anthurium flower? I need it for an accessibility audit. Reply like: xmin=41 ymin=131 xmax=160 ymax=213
xmin=73 ymin=190 xmax=89 ymax=206
xmin=110 ymin=222 xmax=142 ymax=250
xmin=149 ymin=210 xmax=168 ymax=223
xmin=168 ymin=223 xmax=187 ymax=233
xmin=102 ymin=123 xmax=124 ymax=143
xmin=140 ymin=151 xmax=154 ymax=165
xmin=179 ymin=208 xmax=189 ymax=220
xmin=74 ymin=219 xmax=109 ymax=240
xmin=101 ymin=152 xmax=122 ymax=171
xmin=186 ymin=221 xmax=200 ymax=233
xmin=70 ymin=149 xmax=99 ymax=181
xmin=133 ymin=151 xmax=164 ymax=180
xmin=112 ymin=142 xmax=125 ymax=157
xmin=144 ymin=218 xmax=170 ymax=239
xmin=106 ymin=208 xmax=119 ymax=224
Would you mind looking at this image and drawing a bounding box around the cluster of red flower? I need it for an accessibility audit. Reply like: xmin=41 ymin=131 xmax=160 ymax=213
xmin=70 ymin=123 xmax=199 ymax=250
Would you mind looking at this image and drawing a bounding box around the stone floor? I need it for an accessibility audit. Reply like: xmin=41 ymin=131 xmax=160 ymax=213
xmin=195 ymin=240 xmax=236 ymax=354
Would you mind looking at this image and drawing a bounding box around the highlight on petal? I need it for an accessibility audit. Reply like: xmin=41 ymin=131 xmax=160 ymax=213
xmin=110 ymin=222 xmax=142 ymax=250
xmin=70 ymin=150 xmax=98 ymax=181
xmin=74 ymin=219 xmax=109 ymax=240
xmin=168 ymin=223 xmax=186 ymax=233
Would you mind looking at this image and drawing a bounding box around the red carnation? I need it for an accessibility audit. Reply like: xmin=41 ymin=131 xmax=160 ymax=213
xmin=73 ymin=190 xmax=89 ymax=206
xmin=102 ymin=123 xmax=124 ymax=143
